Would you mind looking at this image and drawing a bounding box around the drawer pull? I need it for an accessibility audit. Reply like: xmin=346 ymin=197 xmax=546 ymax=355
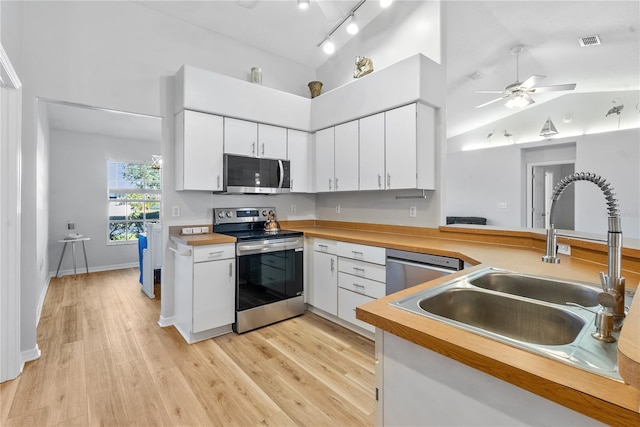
xmin=353 ymin=283 xmax=365 ymax=289
xmin=353 ymin=267 xmax=365 ymax=272
xmin=352 ymin=251 xmax=364 ymax=256
xmin=208 ymin=250 xmax=224 ymax=257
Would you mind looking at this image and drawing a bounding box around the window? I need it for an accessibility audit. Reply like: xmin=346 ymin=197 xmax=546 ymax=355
xmin=108 ymin=161 xmax=161 ymax=243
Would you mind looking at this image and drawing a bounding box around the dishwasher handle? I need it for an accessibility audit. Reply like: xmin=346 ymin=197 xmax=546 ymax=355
xmin=387 ymin=258 xmax=457 ymax=275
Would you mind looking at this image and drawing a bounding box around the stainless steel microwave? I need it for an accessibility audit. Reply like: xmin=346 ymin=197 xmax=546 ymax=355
xmin=223 ymin=154 xmax=291 ymax=194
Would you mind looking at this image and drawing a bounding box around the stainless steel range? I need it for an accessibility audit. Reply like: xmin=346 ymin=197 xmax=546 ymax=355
xmin=213 ymin=207 xmax=304 ymax=333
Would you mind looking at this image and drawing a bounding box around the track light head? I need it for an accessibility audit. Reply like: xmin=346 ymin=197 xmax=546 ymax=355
xmin=346 ymin=14 xmax=359 ymax=35
xmin=322 ymin=38 xmax=336 ymax=55
xmin=297 ymin=0 xmax=310 ymax=10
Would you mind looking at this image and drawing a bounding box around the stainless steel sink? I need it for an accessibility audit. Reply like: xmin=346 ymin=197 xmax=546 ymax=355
xmin=418 ymin=288 xmax=585 ymax=346
xmin=390 ymin=267 xmax=632 ymax=381
xmin=469 ymin=272 xmax=600 ymax=307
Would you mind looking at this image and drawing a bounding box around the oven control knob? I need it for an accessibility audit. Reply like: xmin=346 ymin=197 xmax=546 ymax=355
xmin=225 ymin=211 xmax=233 ymax=218
xmin=262 ymin=210 xmax=267 ymax=216
xmin=217 ymin=211 xmax=224 ymax=218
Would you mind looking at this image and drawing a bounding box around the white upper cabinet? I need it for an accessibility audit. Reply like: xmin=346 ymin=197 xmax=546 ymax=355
xmin=385 ymin=104 xmax=417 ymax=190
xmin=359 ymin=112 xmax=385 ymax=191
xmin=224 ymin=117 xmax=257 ymax=157
xmin=287 ymin=129 xmax=311 ymax=193
xmin=223 ymin=118 xmax=287 ymax=159
xmin=314 ymin=127 xmax=335 ymax=192
xmin=175 ymin=110 xmax=224 ymax=191
xmin=258 ymin=123 xmax=287 ymax=159
xmin=384 ymin=103 xmax=435 ymax=190
xmin=334 ymin=120 xmax=359 ymax=192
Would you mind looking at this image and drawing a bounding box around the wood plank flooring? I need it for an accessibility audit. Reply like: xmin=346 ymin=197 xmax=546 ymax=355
xmin=1 ymin=268 xmax=375 ymax=426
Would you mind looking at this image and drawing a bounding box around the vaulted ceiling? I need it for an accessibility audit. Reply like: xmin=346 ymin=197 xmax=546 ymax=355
xmin=47 ymin=0 xmax=640 ymax=143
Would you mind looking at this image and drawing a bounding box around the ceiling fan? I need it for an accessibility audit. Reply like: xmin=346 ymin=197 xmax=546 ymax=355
xmin=475 ymin=45 xmax=577 ymax=109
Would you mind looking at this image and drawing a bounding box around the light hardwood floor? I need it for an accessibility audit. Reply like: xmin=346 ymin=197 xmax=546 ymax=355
xmin=1 ymin=268 xmax=375 ymax=426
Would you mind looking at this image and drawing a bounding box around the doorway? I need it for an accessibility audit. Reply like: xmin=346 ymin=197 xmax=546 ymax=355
xmin=527 ymin=162 xmax=575 ymax=229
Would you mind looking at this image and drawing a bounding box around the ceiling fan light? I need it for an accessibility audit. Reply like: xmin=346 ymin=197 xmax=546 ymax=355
xmin=322 ymin=38 xmax=335 ymax=55
xmin=346 ymin=14 xmax=359 ymax=35
xmin=505 ymin=94 xmax=534 ymax=109
xmin=297 ymin=0 xmax=310 ymax=10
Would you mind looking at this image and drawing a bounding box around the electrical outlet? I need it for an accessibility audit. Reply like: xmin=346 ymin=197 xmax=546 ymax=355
xmin=498 ymin=202 xmax=507 ymax=209
xmin=172 ymin=205 xmax=181 ymax=217
xmin=336 ymin=204 xmax=341 ymax=214
xmin=557 ymin=243 xmax=571 ymax=255
xmin=409 ymin=206 xmax=417 ymax=217
xmin=291 ymin=204 xmax=297 ymax=214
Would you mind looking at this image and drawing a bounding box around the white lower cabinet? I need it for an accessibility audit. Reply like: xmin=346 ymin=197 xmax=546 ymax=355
xmin=309 ymin=239 xmax=385 ymax=336
xmin=174 ymin=242 xmax=235 ymax=343
xmin=338 ymin=288 xmax=375 ymax=333
xmin=312 ymin=240 xmax=338 ymax=316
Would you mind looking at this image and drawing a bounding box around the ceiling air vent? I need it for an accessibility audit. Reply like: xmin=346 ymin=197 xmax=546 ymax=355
xmin=579 ymin=35 xmax=601 ymax=47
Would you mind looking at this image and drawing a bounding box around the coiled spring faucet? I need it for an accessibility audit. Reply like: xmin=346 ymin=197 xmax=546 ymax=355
xmin=542 ymin=172 xmax=625 ymax=342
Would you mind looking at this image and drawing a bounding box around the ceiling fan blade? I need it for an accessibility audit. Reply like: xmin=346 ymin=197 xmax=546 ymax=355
xmin=473 ymin=90 xmax=506 ymax=94
xmin=530 ymin=83 xmax=577 ymax=93
xmin=475 ymin=96 xmax=508 ymax=109
xmin=520 ymin=75 xmax=546 ymax=90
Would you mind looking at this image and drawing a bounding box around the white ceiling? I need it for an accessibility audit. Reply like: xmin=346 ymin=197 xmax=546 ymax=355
xmin=45 ymin=0 xmax=640 ymax=142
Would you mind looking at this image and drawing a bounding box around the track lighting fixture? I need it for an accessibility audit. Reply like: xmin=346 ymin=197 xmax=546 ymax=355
xmin=346 ymin=14 xmax=359 ymax=35
xmin=297 ymin=0 xmax=310 ymax=10
xmin=317 ymin=0 xmax=368 ymax=54
xmin=322 ymin=38 xmax=336 ymax=54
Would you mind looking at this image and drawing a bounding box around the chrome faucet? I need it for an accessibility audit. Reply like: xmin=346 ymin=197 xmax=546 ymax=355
xmin=542 ymin=172 xmax=625 ymax=343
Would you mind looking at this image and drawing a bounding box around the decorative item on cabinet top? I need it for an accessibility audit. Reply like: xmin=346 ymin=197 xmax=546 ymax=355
xmin=353 ymin=56 xmax=373 ymax=79
xmin=308 ymin=81 xmax=323 ymax=98
xmin=250 ymin=67 xmax=262 ymax=85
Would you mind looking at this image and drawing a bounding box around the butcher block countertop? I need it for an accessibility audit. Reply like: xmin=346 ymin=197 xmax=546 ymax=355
xmin=281 ymin=220 xmax=640 ymax=425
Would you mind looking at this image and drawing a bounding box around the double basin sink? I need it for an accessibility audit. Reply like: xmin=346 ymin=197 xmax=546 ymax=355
xmin=390 ymin=267 xmax=634 ymax=381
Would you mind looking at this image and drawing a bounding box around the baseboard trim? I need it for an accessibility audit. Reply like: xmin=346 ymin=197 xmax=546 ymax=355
xmin=20 ymin=344 xmax=41 ymax=370
xmin=36 ymin=276 xmax=52 ymax=327
xmin=158 ymin=315 xmax=175 ymax=328
xmin=51 ymin=262 xmax=139 ymax=278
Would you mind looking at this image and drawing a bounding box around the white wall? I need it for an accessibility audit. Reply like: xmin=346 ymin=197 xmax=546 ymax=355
xmin=576 ymin=129 xmax=640 ymax=239
xmin=316 ymin=1 xmax=441 ymax=92
xmin=48 ymin=129 xmax=161 ymax=274
xmin=447 ymin=144 xmax=522 ymax=227
xmin=446 ymin=129 xmax=640 ymax=238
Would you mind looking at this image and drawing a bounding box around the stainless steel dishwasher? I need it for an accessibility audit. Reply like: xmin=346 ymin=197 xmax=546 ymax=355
xmin=386 ymin=249 xmax=463 ymax=295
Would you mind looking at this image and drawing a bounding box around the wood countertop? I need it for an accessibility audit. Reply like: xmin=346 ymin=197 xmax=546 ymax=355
xmin=281 ymin=221 xmax=640 ymax=425
xmin=168 ymin=224 xmax=236 ymax=246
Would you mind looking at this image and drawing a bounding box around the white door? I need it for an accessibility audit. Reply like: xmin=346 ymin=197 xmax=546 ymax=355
xmin=224 ymin=117 xmax=258 ymax=156
xmin=192 ymin=259 xmax=236 ymax=333
xmin=181 ymin=110 xmax=224 ymax=191
xmin=287 ymin=129 xmax=310 ymax=193
xmin=385 ymin=104 xmax=417 ymax=189
xmin=258 ymin=123 xmax=287 ymax=159
xmin=532 ymin=166 xmax=547 ymax=228
xmin=312 ymin=251 xmax=338 ymax=315
xmin=359 ymin=112 xmax=385 ymax=190
xmin=314 ymin=127 xmax=335 ymax=192
xmin=334 ymin=120 xmax=359 ymax=192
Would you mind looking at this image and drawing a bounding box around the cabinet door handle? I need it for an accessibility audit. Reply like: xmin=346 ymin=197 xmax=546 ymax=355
xmin=290 ymin=178 xmax=294 ymax=190
xmin=261 ymin=143 xmax=265 ymax=155
xmin=335 ymin=177 xmax=339 ymax=190
xmin=217 ymin=175 xmax=221 ymax=190
xmin=229 ymin=262 xmax=233 ymax=277
xmin=387 ymin=173 xmax=391 ymax=188
xmin=329 ymin=178 xmax=332 ymax=190
xmin=378 ymin=174 xmax=382 ymax=188
xmin=252 ymin=142 xmax=256 ymax=155
xmin=330 ymin=258 xmax=335 ymax=272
